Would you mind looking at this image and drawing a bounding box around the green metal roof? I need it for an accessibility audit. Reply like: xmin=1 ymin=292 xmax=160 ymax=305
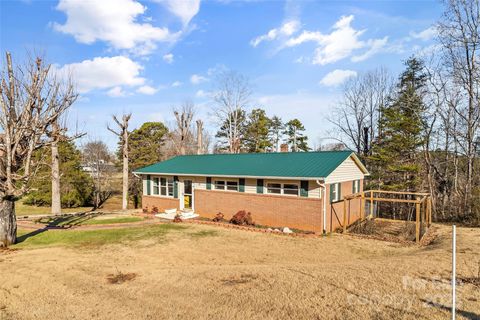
xmin=134 ymin=151 xmax=366 ymax=179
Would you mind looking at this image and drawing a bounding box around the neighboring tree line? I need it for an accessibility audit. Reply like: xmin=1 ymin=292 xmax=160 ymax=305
xmin=211 ymin=72 xmax=310 ymax=153
xmin=328 ymin=0 xmax=480 ymax=225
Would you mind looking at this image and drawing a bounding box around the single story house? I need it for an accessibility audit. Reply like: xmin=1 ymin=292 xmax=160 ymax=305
xmin=133 ymin=151 xmax=369 ymax=233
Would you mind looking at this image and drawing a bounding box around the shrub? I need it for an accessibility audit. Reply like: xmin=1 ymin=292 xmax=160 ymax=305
xmin=173 ymin=214 xmax=182 ymax=223
xmin=229 ymin=210 xmax=254 ymax=226
xmin=151 ymin=206 xmax=159 ymax=214
xmin=213 ymin=212 xmax=225 ymax=222
xmin=142 ymin=207 xmax=148 ymax=213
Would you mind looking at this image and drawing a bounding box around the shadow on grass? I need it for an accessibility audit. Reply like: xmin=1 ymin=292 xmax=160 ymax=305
xmin=420 ymin=299 xmax=479 ymax=320
xmin=16 ymin=227 xmax=48 ymax=244
xmin=35 ymin=212 xmax=103 ymax=227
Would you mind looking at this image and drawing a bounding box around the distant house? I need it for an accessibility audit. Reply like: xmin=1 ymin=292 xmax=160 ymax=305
xmin=134 ymin=151 xmax=369 ymax=233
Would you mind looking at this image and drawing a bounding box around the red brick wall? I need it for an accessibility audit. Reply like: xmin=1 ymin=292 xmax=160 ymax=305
xmin=142 ymin=196 xmax=179 ymax=212
xmin=194 ymin=189 xmax=324 ymax=233
xmin=327 ymin=179 xmax=364 ymax=232
xmin=141 ymin=178 xmax=364 ymax=233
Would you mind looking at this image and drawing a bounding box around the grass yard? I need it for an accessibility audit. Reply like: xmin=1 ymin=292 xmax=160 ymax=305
xmin=1 ymin=223 xmax=479 ymax=320
xmin=15 ymin=195 xmax=134 ymax=216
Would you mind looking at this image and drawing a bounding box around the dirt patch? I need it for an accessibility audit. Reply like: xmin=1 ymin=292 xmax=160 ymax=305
xmin=347 ymin=219 xmax=429 ymax=244
xmin=107 ymin=271 xmax=137 ymax=284
xmin=221 ymin=274 xmax=258 ymax=286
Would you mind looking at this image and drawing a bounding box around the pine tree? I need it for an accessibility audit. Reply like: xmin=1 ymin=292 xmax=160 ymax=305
xmin=283 ymin=119 xmax=310 ymax=152
xmin=243 ymin=109 xmax=272 ymax=152
xmin=128 ymin=122 xmax=169 ymax=207
xmin=369 ymin=57 xmax=427 ymax=191
xmin=269 ymin=116 xmax=284 ymax=152
xmin=24 ymin=141 xmax=93 ymax=208
xmin=215 ymin=108 xmax=246 ymax=153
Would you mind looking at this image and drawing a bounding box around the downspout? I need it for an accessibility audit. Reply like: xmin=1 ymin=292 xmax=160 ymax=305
xmin=316 ymin=180 xmax=327 ymax=234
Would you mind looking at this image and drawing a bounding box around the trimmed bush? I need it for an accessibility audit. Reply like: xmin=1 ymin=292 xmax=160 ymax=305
xmin=229 ymin=210 xmax=254 ymax=226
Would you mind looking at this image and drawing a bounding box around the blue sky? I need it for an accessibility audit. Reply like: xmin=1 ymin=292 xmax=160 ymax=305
xmin=0 ymin=0 xmax=443 ymax=150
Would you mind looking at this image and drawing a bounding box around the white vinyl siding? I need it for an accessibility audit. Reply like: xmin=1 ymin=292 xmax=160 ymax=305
xmin=325 ymin=156 xmax=365 ymax=184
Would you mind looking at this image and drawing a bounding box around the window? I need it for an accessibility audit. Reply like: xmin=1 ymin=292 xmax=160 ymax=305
xmin=214 ymin=180 xmax=226 ymax=190
xmin=283 ymin=184 xmax=299 ymax=195
xmin=267 ymin=183 xmax=282 ymax=194
xmin=267 ymin=182 xmax=299 ymax=196
xmin=226 ymin=181 xmax=238 ymax=191
xmin=353 ymin=179 xmax=361 ymax=193
xmin=330 ymin=183 xmax=341 ymax=203
xmin=153 ymin=178 xmax=159 ymax=195
xmin=158 ymin=177 xmax=174 ymax=197
xmin=214 ymin=180 xmax=238 ymax=191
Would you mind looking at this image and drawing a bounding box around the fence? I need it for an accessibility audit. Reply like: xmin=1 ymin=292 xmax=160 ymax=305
xmin=342 ymin=190 xmax=432 ymax=242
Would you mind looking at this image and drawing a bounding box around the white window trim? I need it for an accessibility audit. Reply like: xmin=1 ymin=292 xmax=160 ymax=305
xmin=150 ymin=175 xmax=175 ymax=198
xmin=353 ymin=179 xmax=361 ymax=193
xmin=332 ymin=183 xmax=340 ymax=202
xmin=213 ymin=178 xmax=239 ymax=192
xmin=265 ymin=181 xmax=300 ymax=197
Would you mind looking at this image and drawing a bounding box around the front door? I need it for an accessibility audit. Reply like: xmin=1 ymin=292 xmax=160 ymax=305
xmin=183 ymin=180 xmax=193 ymax=210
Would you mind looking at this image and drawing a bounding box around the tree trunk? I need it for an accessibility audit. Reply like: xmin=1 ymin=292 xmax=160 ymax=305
xmin=122 ymin=131 xmax=129 ymax=211
xmin=51 ymin=140 xmax=61 ymax=215
xmin=0 ymin=197 xmax=16 ymax=247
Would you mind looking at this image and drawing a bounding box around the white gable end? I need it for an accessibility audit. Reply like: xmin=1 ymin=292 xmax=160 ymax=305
xmin=325 ymin=156 xmax=365 ymax=184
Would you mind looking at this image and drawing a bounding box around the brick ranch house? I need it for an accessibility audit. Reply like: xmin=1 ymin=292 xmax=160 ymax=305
xmin=134 ymin=151 xmax=369 ymax=233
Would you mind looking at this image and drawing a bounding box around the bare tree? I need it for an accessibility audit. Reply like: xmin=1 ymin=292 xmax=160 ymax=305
xmin=173 ymin=101 xmax=195 ymax=155
xmin=50 ymin=122 xmax=61 ymax=215
xmin=107 ymin=113 xmax=131 ymax=211
xmin=0 ymin=52 xmax=77 ymax=246
xmin=327 ymin=68 xmax=393 ymax=157
xmin=212 ymin=71 xmax=252 ymax=153
xmin=196 ymin=119 xmax=204 ymax=154
xmin=82 ymin=141 xmax=115 ymax=209
xmin=438 ymin=0 xmax=480 ymax=217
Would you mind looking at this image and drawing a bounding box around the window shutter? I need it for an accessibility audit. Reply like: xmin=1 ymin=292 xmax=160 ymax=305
xmin=256 ymin=179 xmax=264 ymax=194
xmin=239 ymin=178 xmax=245 ymax=192
xmin=206 ymin=177 xmax=212 ymax=190
xmin=146 ymin=175 xmax=151 ymax=195
xmin=300 ymin=180 xmax=309 ymax=197
xmin=329 ymin=184 xmax=334 ymax=203
xmin=338 ymin=183 xmax=342 ymax=200
xmin=173 ymin=176 xmax=179 ymax=198
xmin=352 ymin=180 xmax=355 ymax=193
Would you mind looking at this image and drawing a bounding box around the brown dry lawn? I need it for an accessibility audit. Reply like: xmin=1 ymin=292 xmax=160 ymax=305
xmin=0 ymin=223 xmax=479 ymax=320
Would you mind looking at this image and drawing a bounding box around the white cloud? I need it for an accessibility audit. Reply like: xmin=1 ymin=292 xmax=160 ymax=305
xmin=351 ymin=37 xmax=388 ymax=62
xmin=163 ymin=53 xmax=174 ymax=63
xmin=171 ymin=81 xmax=182 ymax=87
xmin=55 ymin=56 xmax=145 ymax=93
xmin=319 ymin=69 xmax=357 ymax=87
xmin=53 ymin=0 xmax=178 ymax=55
xmin=136 ymin=85 xmax=158 ymax=95
xmin=107 ymin=86 xmax=127 ymax=97
xmin=190 ymin=74 xmax=208 ymax=84
xmin=195 ymin=89 xmax=209 ymax=98
xmin=410 ymin=26 xmax=436 ymax=41
xmin=159 ymin=0 xmax=200 ymax=26
xmin=250 ymin=20 xmax=300 ymax=47
xmin=280 ymin=15 xmax=387 ymax=65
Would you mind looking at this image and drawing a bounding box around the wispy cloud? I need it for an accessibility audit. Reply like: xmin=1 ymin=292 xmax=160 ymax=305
xmin=319 ymin=69 xmax=357 ymax=87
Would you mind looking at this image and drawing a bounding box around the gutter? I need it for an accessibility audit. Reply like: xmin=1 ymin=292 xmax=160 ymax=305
xmin=316 ymin=180 xmax=327 ymax=234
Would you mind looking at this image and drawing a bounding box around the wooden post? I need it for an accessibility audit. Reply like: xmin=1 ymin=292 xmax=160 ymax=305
xmin=369 ymin=190 xmax=374 ymax=219
xmin=343 ymin=199 xmax=347 ymax=233
xmin=360 ymin=192 xmax=365 ymax=220
xmin=427 ymin=196 xmax=432 ymax=227
xmin=415 ymin=200 xmax=421 ymax=243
